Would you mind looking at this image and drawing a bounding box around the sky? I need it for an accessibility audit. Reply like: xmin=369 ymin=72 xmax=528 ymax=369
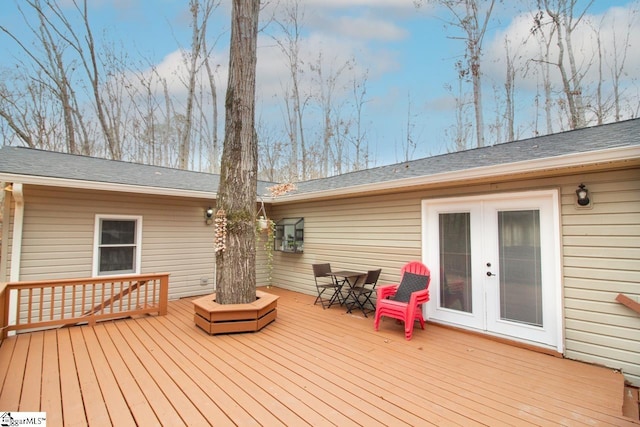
xmin=1 ymin=0 xmax=639 ymax=168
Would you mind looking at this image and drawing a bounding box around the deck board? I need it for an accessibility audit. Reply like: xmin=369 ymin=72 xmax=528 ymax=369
xmin=57 ymin=329 xmax=88 ymax=427
xmin=0 ymin=334 xmax=28 ymax=411
xmin=19 ymin=331 xmax=42 ymax=412
xmin=91 ymin=323 xmax=161 ymax=427
xmin=69 ymin=326 xmax=112 ymax=426
xmin=0 ymin=286 xmax=637 ymax=427
xmin=138 ymin=315 xmax=258 ymax=426
xmin=102 ymin=321 xmax=184 ymax=425
xmin=121 ymin=319 xmax=235 ymax=426
xmin=40 ymin=330 xmax=62 ymax=426
xmin=80 ymin=327 xmax=137 ymax=427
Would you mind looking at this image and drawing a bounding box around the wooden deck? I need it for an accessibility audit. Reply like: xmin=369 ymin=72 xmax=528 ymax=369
xmin=0 ymin=286 xmax=636 ymax=426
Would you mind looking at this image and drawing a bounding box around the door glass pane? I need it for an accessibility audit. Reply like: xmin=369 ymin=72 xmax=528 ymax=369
xmin=498 ymin=210 xmax=542 ymax=326
xmin=439 ymin=213 xmax=472 ymax=312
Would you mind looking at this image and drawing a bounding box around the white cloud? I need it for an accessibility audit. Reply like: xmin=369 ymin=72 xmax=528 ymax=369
xmin=255 ymin=32 xmax=376 ymax=103
xmin=325 ymin=15 xmax=409 ymax=41
xmin=483 ymin=4 xmax=640 ymax=92
xmin=302 ymin=0 xmax=416 ymax=9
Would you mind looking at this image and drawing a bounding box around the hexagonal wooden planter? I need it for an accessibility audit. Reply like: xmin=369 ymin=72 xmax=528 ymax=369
xmin=193 ymin=290 xmax=279 ymax=335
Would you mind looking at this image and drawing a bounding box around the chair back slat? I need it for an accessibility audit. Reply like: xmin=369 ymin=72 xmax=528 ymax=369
xmin=364 ymin=269 xmax=382 ymax=286
xmin=312 ymin=263 xmax=332 ymax=277
xmin=401 ymin=261 xmax=430 ymax=278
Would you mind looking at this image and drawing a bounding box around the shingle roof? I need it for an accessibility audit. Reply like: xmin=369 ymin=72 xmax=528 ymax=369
xmin=0 ymin=147 xmax=277 ymax=196
xmin=0 ymin=118 xmax=638 ymax=198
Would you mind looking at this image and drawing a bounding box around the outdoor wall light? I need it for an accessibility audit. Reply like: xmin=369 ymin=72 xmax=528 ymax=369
xmin=576 ymin=183 xmax=590 ymax=207
xmin=205 ymin=207 xmax=214 ymax=224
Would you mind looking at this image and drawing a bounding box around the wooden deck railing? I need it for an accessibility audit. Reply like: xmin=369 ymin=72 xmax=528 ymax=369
xmin=1 ymin=273 xmax=169 ymax=339
xmin=616 ymin=293 xmax=640 ymax=316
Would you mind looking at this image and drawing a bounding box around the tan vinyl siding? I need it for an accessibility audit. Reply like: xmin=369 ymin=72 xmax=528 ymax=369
xmin=561 ymin=173 xmax=640 ymax=386
xmin=269 ymin=167 xmax=640 ymax=386
xmin=255 ymin=229 xmax=270 ymax=286
xmin=268 ymin=194 xmax=422 ymax=297
xmin=16 ymin=186 xmax=217 ymax=300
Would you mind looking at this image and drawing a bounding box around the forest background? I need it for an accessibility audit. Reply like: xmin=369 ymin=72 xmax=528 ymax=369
xmin=1 ymin=0 xmax=638 ymax=184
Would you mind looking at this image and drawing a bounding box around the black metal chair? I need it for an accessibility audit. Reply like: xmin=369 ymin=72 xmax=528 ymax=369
xmin=312 ymin=263 xmax=343 ymax=309
xmin=346 ymin=268 xmax=381 ymax=317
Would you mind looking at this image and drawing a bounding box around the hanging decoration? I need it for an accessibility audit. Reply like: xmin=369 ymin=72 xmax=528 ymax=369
xmin=257 ymin=196 xmax=269 ymax=230
xmin=214 ymin=209 xmax=227 ymax=253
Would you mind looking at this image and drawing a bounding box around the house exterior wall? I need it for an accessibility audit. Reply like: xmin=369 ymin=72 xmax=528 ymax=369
xmin=269 ymin=167 xmax=640 ymax=386
xmin=4 ymin=185 xmax=219 ymax=300
xmin=560 ymin=173 xmax=640 ymax=386
xmin=1 ymin=167 xmax=637 ymax=385
xmin=269 ymin=192 xmax=423 ymax=297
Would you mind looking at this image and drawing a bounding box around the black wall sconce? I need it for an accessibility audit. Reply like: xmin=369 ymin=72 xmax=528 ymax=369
xmin=575 ymin=183 xmax=590 ymax=207
xmin=205 ymin=207 xmax=214 ymax=225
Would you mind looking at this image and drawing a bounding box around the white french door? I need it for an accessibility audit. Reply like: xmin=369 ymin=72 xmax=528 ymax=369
xmin=423 ymin=190 xmax=563 ymax=351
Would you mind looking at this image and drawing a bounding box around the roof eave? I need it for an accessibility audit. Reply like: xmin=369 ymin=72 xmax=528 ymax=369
xmin=2 ymin=145 xmax=637 ymax=204
xmin=0 ymin=173 xmax=217 ymax=200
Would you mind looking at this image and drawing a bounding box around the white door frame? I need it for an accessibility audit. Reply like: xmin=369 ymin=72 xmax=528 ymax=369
xmin=421 ymin=189 xmax=564 ymax=353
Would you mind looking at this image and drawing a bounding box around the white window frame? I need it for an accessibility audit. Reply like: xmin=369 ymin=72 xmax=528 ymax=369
xmin=92 ymin=214 xmax=143 ymax=276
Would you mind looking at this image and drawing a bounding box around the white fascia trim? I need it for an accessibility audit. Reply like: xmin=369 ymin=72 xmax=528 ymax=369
xmin=0 ymin=174 xmax=217 ymax=200
xmin=271 ymin=145 xmax=640 ymax=203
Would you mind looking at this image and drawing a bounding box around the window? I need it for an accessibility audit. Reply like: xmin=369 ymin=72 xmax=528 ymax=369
xmin=93 ymin=215 xmax=142 ymax=276
xmin=274 ymin=217 xmax=304 ymax=253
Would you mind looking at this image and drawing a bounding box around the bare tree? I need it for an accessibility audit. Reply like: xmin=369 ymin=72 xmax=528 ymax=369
xmin=177 ymin=0 xmax=218 ymax=169
xmin=1 ymin=0 xmax=84 ymax=154
xmin=416 ymin=0 xmax=497 ymax=148
xmin=593 ymin=7 xmax=636 ymax=123
xmin=503 ymin=36 xmax=516 ymax=142
xmin=215 ymin=0 xmax=260 ymax=305
xmin=0 ymin=74 xmax=38 ymax=148
xmin=310 ymin=52 xmax=352 ymax=176
xmin=534 ymin=0 xmax=593 ymax=129
xmin=529 ymin=9 xmax=557 ymax=134
xmin=347 ymin=69 xmax=370 ymax=171
xmin=443 ymin=67 xmax=473 ymax=152
xmin=257 ymin=118 xmax=288 ymax=182
xmin=272 ymin=0 xmax=307 ymax=180
xmin=202 ymin=33 xmax=222 ymax=173
xmin=400 ymin=92 xmax=418 ymax=161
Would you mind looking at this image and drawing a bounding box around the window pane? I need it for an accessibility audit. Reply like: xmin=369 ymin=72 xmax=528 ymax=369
xmin=100 ymin=246 xmax=135 ymax=273
xmin=101 ymin=220 xmax=135 ymax=245
xmin=498 ymin=210 xmax=542 ymax=326
xmin=439 ymin=212 xmax=472 ymax=312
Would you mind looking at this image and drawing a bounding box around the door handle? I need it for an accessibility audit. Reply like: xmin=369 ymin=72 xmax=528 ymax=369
xmin=486 ymin=262 xmax=495 ymax=276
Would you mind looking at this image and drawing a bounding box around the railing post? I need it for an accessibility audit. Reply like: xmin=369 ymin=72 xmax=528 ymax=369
xmin=158 ymin=274 xmax=169 ymax=316
xmin=0 ymin=287 xmax=6 ymax=340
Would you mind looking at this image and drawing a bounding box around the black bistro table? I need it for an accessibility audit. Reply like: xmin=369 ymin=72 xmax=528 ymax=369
xmin=329 ymin=270 xmax=367 ymax=315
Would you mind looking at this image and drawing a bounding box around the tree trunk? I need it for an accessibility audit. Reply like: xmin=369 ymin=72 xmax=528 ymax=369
xmin=215 ymin=0 xmax=260 ymax=305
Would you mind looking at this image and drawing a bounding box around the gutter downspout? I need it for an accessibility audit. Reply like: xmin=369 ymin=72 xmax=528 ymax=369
xmin=8 ymin=183 xmax=24 ymax=332
xmin=9 ymin=183 xmax=24 ymax=282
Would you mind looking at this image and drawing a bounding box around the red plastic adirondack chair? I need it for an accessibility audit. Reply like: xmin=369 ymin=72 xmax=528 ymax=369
xmin=373 ymin=261 xmax=431 ymax=340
